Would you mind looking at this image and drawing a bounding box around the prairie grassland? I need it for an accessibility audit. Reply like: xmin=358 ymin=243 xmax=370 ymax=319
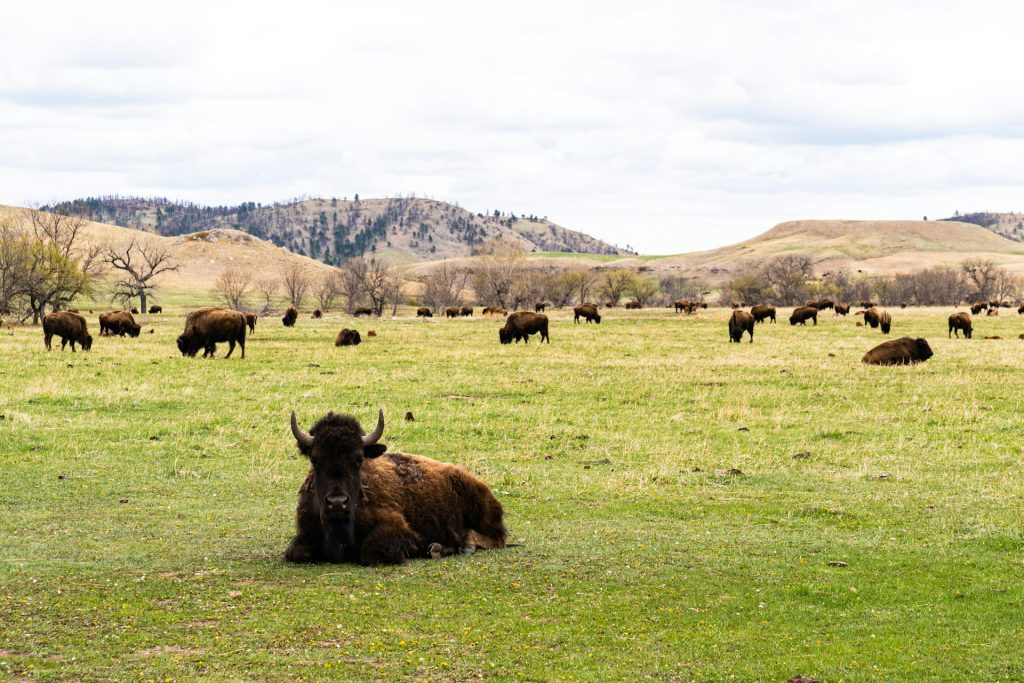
xmin=1 ymin=304 xmax=1023 ymax=682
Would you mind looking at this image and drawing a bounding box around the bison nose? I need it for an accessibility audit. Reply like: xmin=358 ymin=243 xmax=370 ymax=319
xmin=325 ymin=493 xmax=349 ymax=512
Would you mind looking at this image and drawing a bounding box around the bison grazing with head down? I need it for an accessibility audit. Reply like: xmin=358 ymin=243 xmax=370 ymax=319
xmin=285 ymin=409 xmax=507 ymax=565
xmin=790 ymin=306 xmax=818 ymax=326
xmin=177 ymin=307 xmax=246 ymax=359
xmin=353 ymin=306 xmax=373 ymax=317
xmin=148 ymin=305 xmax=162 ymax=314
xmin=43 ymin=311 xmax=92 ymax=352
xmin=416 ymin=307 xmax=433 ymax=318
xmin=834 ymin=303 xmax=850 ymax=316
xmin=282 ymin=306 xmax=298 ymax=327
xmin=971 ymin=302 xmax=988 ymax=315
xmin=445 ymin=307 xmax=459 ymax=318
xmin=862 ymin=337 xmax=933 ymax=365
xmin=460 ymin=306 xmax=473 ymax=317
xmin=334 ymin=328 xmax=362 ymax=346
xmin=574 ymin=303 xmax=601 ymax=324
xmin=499 ymin=311 xmax=549 ymax=344
xmin=750 ymin=304 xmax=776 ymax=324
xmin=99 ymin=310 xmax=141 ymax=338
xmin=729 ymin=309 xmax=754 ymax=342
xmin=244 ymin=313 xmax=257 ymax=333
xmin=948 ymin=312 xmax=972 ymax=338
xmin=859 ymin=307 xmax=881 ymax=329
xmin=878 ymin=310 xmax=892 ymax=334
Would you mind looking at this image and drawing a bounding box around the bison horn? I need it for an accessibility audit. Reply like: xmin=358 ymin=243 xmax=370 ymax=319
xmin=290 ymin=412 xmax=314 ymax=450
xmin=362 ymin=409 xmax=384 ymax=446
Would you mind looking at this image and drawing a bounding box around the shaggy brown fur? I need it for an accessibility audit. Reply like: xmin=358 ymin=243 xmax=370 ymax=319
xmin=861 ymin=337 xmax=933 ymax=365
xmin=285 ymin=410 xmax=507 ymax=565
xmin=971 ymin=302 xmax=988 ymax=315
xmin=459 ymin=306 xmax=473 ymax=317
xmin=481 ymin=306 xmax=508 ymax=317
xmin=574 ymin=303 xmax=601 ymax=324
xmin=353 ymin=306 xmax=373 ymax=317
xmin=624 ymin=301 xmax=642 ymax=309
xmin=729 ymin=309 xmax=754 ymax=342
xmin=334 ymin=328 xmax=362 ymax=346
xmin=500 ymin=311 xmax=549 ymax=344
xmin=282 ymin=306 xmax=298 ymax=327
xmin=805 ymin=299 xmax=834 ymax=310
xmin=948 ymin=312 xmax=972 ymax=339
xmin=834 ymin=303 xmax=850 ymax=316
xmin=878 ymin=310 xmax=892 ymax=334
xmin=244 ymin=313 xmax=257 ymax=333
xmin=43 ymin=311 xmax=92 ymax=352
xmin=445 ymin=307 xmax=459 ymax=318
xmin=148 ymin=305 xmax=162 ymax=314
xmin=860 ymin=307 xmax=881 ymax=329
xmin=859 ymin=301 xmax=876 ymax=308
xmin=416 ymin=307 xmax=433 ymax=318
xmin=750 ymin=304 xmax=776 ymax=324
xmin=789 ymin=306 xmax=818 ymax=326
xmin=99 ymin=310 xmax=141 ymax=338
xmin=534 ymin=302 xmax=547 ymax=312
xmin=312 ymin=309 xmax=322 ymax=319
xmin=177 ymin=308 xmax=246 ymax=359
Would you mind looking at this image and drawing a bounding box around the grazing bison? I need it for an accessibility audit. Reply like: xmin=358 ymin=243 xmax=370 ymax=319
xmin=148 ymin=305 xmax=162 ymax=314
xmin=334 ymin=328 xmax=362 ymax=346
xmin=130 ymin=307 xmax=139 ymax=315
xmin=312 ymin=309 xmax=323 ymax=319
xmin=177 ymin=308 xmax=246 ymax=359
xmin=790 ymin=306 xmax=818 ymax=326
xmin=244 ymin=313 xmax=257 ymax=333
xmin=416 ymin=307 xmax=433 ymax=318
xmin=750 ymin=304 xmax=776 ymax=324
xmin=674 ymin=299 xmax=689 ymax=313
xmin=860 ymin=307 xmax=881 ymax=329
xmin=459 ymin=306 xmax=473 ymax=317
xmin=499 ymin=311 xmax=549 ymax=344
xmin=859 ymin=301 xmax=876 ymax=309
xmin=971 ymin=302 xmax=988 ymax=315
xmin=834 ymin=303 xmax=850 ymax=316
xmin=445 ymin=307 xmax=459 ymax=318
xmin=285 ymin=409 xmax=506 ymax=565
xmin=43 ymin=311 xmax=92 ymax=352
xmin=878 ymin=310 xmax=892 ymax=334
xmin=862 ymin=337 xmax=933 ymax=366
xmin=282 ymin=306 xmax=298 ymax=327
xmin=353 ymin=306 xmax=373 ymax=317
xmin=573 ymin=303 xmax=601 ymax=324
xmin=624 ymin=301 xmax=642 ymax=310
xmin=806 ymin=299 xmax=834 ymax=311
xmin=729 ymin=309 xmax=754 ymax=343
xmin=534 ymin=302 xmax=547 ymax=312
xmin=99 ymin=310 xmax=141 ymax=338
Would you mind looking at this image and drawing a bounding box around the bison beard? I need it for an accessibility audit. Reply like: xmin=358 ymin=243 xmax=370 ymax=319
xmin=862 ymin=337 xmax=933 ymax=365
xmin=285 ymin=410 xmax=507 ymax=565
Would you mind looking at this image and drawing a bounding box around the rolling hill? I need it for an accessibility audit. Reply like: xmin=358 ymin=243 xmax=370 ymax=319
xmin=940 ymin=211 xmax=1024 ymax=242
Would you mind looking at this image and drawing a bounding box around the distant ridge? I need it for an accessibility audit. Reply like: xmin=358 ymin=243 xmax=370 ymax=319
xmin=43 ymin=195 xmax=633 ymax=265
xmin=939 ymin=211 xmax=1024 ymax=242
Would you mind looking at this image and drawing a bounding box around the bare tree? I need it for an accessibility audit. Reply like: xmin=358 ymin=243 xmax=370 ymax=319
xmin=314 ymin=270 xmax=342 ymax=312
xmin=420 ymin=261 xmax=470 ymax=311
xmin=597 ymin=268 xmax=636 ymax=307
xmin=762 ymin=254 xmax=815 ymax=305
xmin=280 ymin=261 xmax=311 ymax=308
xmin=626 ymin=276 xmax=659 ymax=307
xmin=213 ymin=268 xmax=253 ymax=310
xmin=253 ymin=277 xmax=279 ymax=312
xmin=961 ymin=258 xmax=999 ymax=300
xmin=103 ymin=237 xmax=178 ymax=313
xmin=470 ymin=237 xmax=526 ymax=308
xmin=0 ymin=220 xmax=31 ymax=316
xmin=337 ymin=259 xmax=367 ymax=311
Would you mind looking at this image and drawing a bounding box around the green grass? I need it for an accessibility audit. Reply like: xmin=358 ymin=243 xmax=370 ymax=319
xmin=2 ymin=304 xmax=1023 ymax=682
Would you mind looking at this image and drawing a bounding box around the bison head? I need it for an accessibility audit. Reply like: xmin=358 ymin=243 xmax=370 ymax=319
xmin=593 ymin=312 xmax=602 ymax=324
xmin=499 ymin=327 xmax=513 ymax=344
xmin=80 ymin=333 xmax=93 ymax=351
xmin=290 ymin=409 xmax=386 ymax=560
xmin=127 ymin=323 xmax=141 ymax=338
xmin=913 ymin=338 xmax=934 ymax=361
xmin=176 ymin=333 xmax=199 ymax=357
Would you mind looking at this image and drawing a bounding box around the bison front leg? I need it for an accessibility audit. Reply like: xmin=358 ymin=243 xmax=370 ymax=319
xmin=359 ymin=513 xmax=420 ymax=565
xmin=284 ymin=535 xmax=319 ymax=563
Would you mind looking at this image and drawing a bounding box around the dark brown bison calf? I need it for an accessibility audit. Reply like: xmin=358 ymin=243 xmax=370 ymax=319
xmin=948 ymin=312 xmax=972 ymax=339
xmin=862 ymin=337 xmax=933 ymax=365
xmin=43 ymin=311 xmax=93 ymax=352
xmin=790 ymin=306 xmax=818 ymax=326
xmin=729 ymin=309 xmax=754 ymax=342
xmin=534 ymin=302 xmax=547 ymax=312
xmin=500 ymin=311 xmax=549 ymax=344
xmin=334 ymin=328 xmax=362 ymax=346
xmin=750 ymin=304 xmax=776 ymax=324
xmin=285 ymin=409 xmax=507 ymax=565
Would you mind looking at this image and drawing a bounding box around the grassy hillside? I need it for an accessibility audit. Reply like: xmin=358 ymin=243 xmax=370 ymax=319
xmin=1 ymin=304 xmax=1022 ymax=681
xmin=941 ymin=211 xmax=1024 ymax=242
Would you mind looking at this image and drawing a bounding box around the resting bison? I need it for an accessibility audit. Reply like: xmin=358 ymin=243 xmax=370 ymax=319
xmin=878 ymin=310 xmax=892 ymax=334
xmin=312 ymin=309 xmax=323 ymax=319
xmin=987 ymin=307 xmax=999 ymax=317
xmin=416 ymin=307 xmax=433 ymax=318
xmin=534 ymin=302 xmax=547 ymax=312
xmin=445 ymin=307 xmax=459 ymax=318
xmin=750 ymin=304 xmax=776 ymax=324
xmin=43 ymin=311 xmax=92 ymax=352
xmin=624 ymin=301 xmax=642 ymax=310
xmin=99 ymin=310 xmax=141 ymax=338
xmin=282 ymin=306 xmax=298 ymax=327
xmin=862 ymin=337 xmax=933 ymax=366
xmin=481 ymin=306 xmax=508 ymax=317
xmin=148 ymin=305 xmax=162 ymax=314
xmin=244 ymin=313 xmax=257 ymax=333
xmin=729 ymin=309 xmax=754 ymax=342
xmin=353 ymin=307 xmax=373 ymax=317
xmin=285 ymin=409 xmax=506 ymax=565
xmin=971 ymin=302 xmax=988 ymax=315
xmin=499 ymin=311 xmax=549 ymax=344
xmin=459 ymin=306 xmax=473 ymax=317
xmin=834 ymin=303 xmax=850 ymax=316
xmin=790 ymin=306 xmax=818 ymax=326
xmin=574 ymin=303 xmax=601 ymax=324
xmin=177 ymin=308 xmax=246 ymax=359
xmin=334 ymin=328 xmax=362 ymax=346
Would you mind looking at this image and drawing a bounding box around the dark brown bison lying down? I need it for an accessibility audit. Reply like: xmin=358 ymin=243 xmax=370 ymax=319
xmin=148 ymin=305 xmax=162 ymax=314
xmin=729 ymin=309 xmax=754 ymax=342
xmin=177 ymin=307 xmax=246 ymax=358
xmin=482 ymin=306 xmax=508 ymax=317
xmin=624 ymin=301 xmax=642 ymax=309
xmin=286 ymin=409 xmax=507 ymax=565
xmin=43 ymin=311 xmax=92 ymax=352
xmin=445 ymin=307 xmax=459 ymax=318
xmin=834 ymin=303 xmax=850 ymax=316
xmin=244 ymin=313 xmax=257 ymax=333
xmin=574 ymin=303 xmax=601 ymax=324
xmin=789 ymin=306 xmax=818 ymax=326
xmin=460 ymin=306 xmax=473 ymax=317
xmin=99 ymin=310 xmax=141 ymax=337
xmin=353 ymin=306 xmax=373 ymax=317
xmin=416 ymin=307 xmax=432 ymax=317
xmin=862 ymin=337 xmax=933 ymax=365
xmin=335 ymin=328 xmax=361 ymax=346
xmin=750 ymin=304 xmax=775 ymax=324
xmin=948 ymin=312 xmax=972 ymax=338
xmin=312 ymin=309 xmax=323 ymax=319
xmin=500 ymin=311 xmax=549 ymax=344
xmin=282 ymin=306 xmax=298 ymax=327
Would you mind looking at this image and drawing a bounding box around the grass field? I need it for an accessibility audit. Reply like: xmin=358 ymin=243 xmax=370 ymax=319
xmin=2 ymin=303 xmax=1023 ymax=682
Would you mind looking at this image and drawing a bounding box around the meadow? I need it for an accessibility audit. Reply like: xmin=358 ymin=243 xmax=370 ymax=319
xmin=1 ymin=302 xmax=1023 ymax=682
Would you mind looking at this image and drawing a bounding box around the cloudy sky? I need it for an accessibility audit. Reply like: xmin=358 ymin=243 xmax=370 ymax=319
xmin=2 ymin=1 xmax=1022 ymax=253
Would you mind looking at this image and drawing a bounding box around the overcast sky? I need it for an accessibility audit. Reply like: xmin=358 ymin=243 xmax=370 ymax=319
xmin=2 ymin=1 xmax=1022 ymax=253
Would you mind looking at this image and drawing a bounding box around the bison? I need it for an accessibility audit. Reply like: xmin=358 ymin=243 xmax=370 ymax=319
xmin=987 ymin=307 xmax=999 ymax=317
xmin=790 ymin=306 xmax=818 ymax=326
xmin=285 ymin=409 xmax=506 ymax=565
xmin=750 ymin=304 xmax=776 ymax=324
xmin=353 ymin=306 xmax=373 ymax=317
xmin=130 ymin=307 xmax=139 ymax=315
xmin=971 ymin=302 xmax=988 ymax=315
xmin=859 ymin=307 xmax=881 ymax=329
xmin=1018 ymin=304 xmax=1024 ymax=315
xmin=862 ymin=337 xmax=933 ymax=366
xmin=282 ymin=306 xmax=298 ymax=327
xmin=460 ymin=306 xmax=473 ymax=317
xmin=334 ymin=328 xmax=362 ymax=346
xmin=878 ymin=310 xmax=892 ymax=334
xmin=99 ymin=310 xmax=141 ymax=338
xmin=244 ymin=313 xmax=257 ymax=333
xmin=177 ymin=308 xmax=246 ymax=359
xmin=482 ymin=306 xmax=508 ymax=317
xmin=312 ymin=309 xmax=323 ymax=319
xmin=573 ymin=303 xmax=601 ymax=324
xmin=834 ymin=303 xmax=850 ymax=316
xmin=499 ymin=311 xmax=549 ymax=344
xmin=445 ymin=307 xmax=459 ymax=318
xmin=534 ymin=302 xmax=547 ymax=312
xmin=673 ymin=299 xmax=689 ymax=313
xmin=416 ymin=307 xmax=433 ymax=318
xmin=43 ymin=311 xmax=92 ymax=352
xmin=624 ymin=301 xmax=642 ymax=310
xmin=729 ymin=309 xmax=754 ymax=342
xmin=859 ymin=301 xmax=876 ymax=309
xmin=148 ymin=305 xmax=162 ymax=314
